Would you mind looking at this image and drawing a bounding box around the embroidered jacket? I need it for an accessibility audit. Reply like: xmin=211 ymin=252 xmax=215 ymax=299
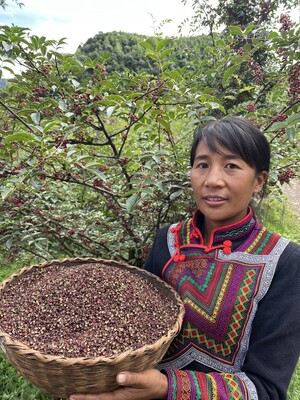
xmin=144 ymin=209 xmax=300 ymax=400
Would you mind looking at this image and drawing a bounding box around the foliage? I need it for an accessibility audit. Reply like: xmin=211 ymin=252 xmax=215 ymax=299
xmin=0 ymin=13 xmax=299 ymax=267
xmin=0 ymin=0 xmax=23 ymax=10
xmin=0 ymin=5 xmax=299 ymax=396
xmin=76 ymin=31 xmax=158 ymax=75
xmin=0 ymin=195 xmax=299 ymax=399
xmin=180 ymin=0 xmax=300 ymax=32
xmin=258 ymin=194 xmax=300 ymax=244
xmin=0 ymin=351 xmax=49 ymax=399
xmin=75 ymin=31 xmax=212 ymax=75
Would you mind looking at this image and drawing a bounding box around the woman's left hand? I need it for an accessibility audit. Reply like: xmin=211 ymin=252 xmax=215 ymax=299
xmin=69 ymin=369 xmax=168 ymax=400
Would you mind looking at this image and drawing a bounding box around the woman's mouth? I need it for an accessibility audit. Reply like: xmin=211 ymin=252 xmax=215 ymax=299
xmin=203 ymin=195 xmax=227 ymax=206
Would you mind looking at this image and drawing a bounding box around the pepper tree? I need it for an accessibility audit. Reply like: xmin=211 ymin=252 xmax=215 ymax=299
xmin=0 ymin=15 xmax=299 ymax=267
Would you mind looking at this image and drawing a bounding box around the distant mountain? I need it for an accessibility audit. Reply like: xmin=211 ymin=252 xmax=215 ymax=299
xmin=75 ymin=31 xmax=211 ymax=75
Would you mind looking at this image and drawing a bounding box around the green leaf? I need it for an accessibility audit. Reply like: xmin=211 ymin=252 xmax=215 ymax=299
xmin=157 ymin=118 xmax=171 ymax=131
xmin=228 ymin=26 xmax=243 ymax=36
xmin=140 ymin=40 xmax=155 ymax=51
xmin=239 ymin=86 xmax=255 ymax=93
xmin=145 ymin=51 xmax=159 ymax=61
xmin=156 ymin=38 xmax=171 ymax=51
xmin=140 ymin=187 xmax=153 ymax=194
xmin=170 ymin=189 xmax=183 ymax=201
xmin=162 ymin=61 xmax=172 ymax=70
xmin=71 ymin=79 xmax=80 ymax=88
xmin=160 ymin=48 xmax=173 ymax=59
xmin=58 ymin=99 xmax=67 ymax=111
xmin=269 ymin=121 xmax=287 ymax=132
xmin=245 ymin=25 xmax=258 ymax=35
xmin=43 ymin=121 xmax=62 ymax=133
xmin=31 ymin=112 xmax=41 ymax=125
xmin=107 ymin=106 xmax=115 ymax=117
xmin=126 ymin=193 xmax=139 ymax=213
xmin=88 ymin=168 xmax=107 ymax=181
xmin=1 ymin=187 xmax=13 ymax=200
xmin=3 ymin=132 xmax=38 ymax=143
xmin=200 ymin=116 xmax=217 ymax=122
xmin=268 ymin=31 xmax=280 ymax=39
xmin=287 ymin=114 xmax=300 ymax=125
xmin=222 ymin=64 xmax=239 ymax=87
xmin=286 ymin=127 xmax=296 ymax=141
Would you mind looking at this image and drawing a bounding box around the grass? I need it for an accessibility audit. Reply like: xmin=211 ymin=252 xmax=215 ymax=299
xmin=288 ymin=361 xmax=300 ymax=400
xmin=0 ymin=196 xmax=299 ymax=399
xmin=259 ymin=193 xmax=300 ymax=244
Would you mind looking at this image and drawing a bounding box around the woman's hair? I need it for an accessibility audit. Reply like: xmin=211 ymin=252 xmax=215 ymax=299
xmin=190 ymin=116 xmax=271 ymax=173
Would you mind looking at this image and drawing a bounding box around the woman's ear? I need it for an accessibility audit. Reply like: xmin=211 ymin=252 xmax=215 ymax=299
xmin=254 ymin=171 xmax=268 ymax=193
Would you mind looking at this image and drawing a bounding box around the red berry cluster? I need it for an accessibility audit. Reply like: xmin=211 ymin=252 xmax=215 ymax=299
xmin=246 ymin=58 xmax=264 ymax=85
xmin=288 ymin=64 xmax=300 ymax=99
xmin=237 ymin=48 xmax=246 ymax=56
xmin=93 ymin=178 xmax=103 ymax=188
xmin=53 ymin=171 xmax=64 ymax=180
xmin=166 ymin=134 xmax=175 ymax=146
xmin=40 ymin=64 xmax=52 ymax=74
xmin=68 ymin=227 xmax=76 ymax=236
xmin=278 ymin=168 xmax=296 ymax=184
xmin=246 ymin=103 xmax=256 ymax=112
xmin=5 ymin=196 xmax=24 ymax=208
xmin=32 ymin=85 xmax=48 ymax=97
xmin=92 ymin=64 xmax=108 ymax=82
xmin=119 ymin=157 xmax=129 ymax=167
xmin=55 ymin=136 xmax=69 ymax=148
xmin=277 ymin=128 xmax=286 ymax=138
xmin=277 ymin=47 xmax=289 ymax=62
xmin=272 ymin=113 xmax=288 ymax=122
xmin=279 ymin=13 xmax=293 ymax=32
xmin=129 ymin=113 xmax=138 ymax=121
xmin=95 ymin=64 xmax=107 ymax=74
xmin=1 ymin=121 xmax=10 ymax=131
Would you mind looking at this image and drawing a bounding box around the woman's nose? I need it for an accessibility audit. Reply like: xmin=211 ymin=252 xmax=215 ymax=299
xmin=204 ymin=167 xmax=225 ymax=187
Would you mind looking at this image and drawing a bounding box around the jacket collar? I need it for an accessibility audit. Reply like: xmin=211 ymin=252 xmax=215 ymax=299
xmin=190 ymin=208 xmax=257 ymax=248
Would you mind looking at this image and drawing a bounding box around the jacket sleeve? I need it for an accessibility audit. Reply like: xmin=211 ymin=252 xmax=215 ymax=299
xmin=146 ymin=234 xmax=300 ymax=400
xmin=164 ymin=369 xmax=251 ymax=399
xmin=144 ymin=225 xmax=170 ymax=278
xmin=242 ymin=241 xmax=300 ymax=399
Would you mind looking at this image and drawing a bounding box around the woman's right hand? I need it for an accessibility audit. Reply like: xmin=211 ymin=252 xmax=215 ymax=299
xmin=69 ymin=369 xmax=168 ymax=400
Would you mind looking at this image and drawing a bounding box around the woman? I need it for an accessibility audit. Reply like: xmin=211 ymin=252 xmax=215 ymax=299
xmin=70 ymin=116 xmax=300 ymax=400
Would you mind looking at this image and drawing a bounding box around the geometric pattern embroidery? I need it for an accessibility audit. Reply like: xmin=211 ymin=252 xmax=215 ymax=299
xmin=222 ymin=373 xmax=246 ymax=399
xmin=166 ymin=370 xmax=248 ymax=400
xmin=163 ymin=254 xmax=264 ymax=365
xmin=161 ymin=212 xmax=288 ymax=399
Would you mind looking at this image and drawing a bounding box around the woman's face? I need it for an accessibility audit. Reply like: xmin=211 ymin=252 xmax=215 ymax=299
xmin=190 ymin=141 xmax=267 ymax=234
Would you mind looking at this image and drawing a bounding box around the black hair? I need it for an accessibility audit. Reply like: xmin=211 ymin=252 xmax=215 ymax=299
xmin=190 ymin=116 xmax=270 ymax=174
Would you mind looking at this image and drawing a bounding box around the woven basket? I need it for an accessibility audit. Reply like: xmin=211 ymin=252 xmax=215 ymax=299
xmin=0 ymin=257 xmax=184 ymax=399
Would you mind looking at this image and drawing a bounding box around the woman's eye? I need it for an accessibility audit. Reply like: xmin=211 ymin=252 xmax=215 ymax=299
xmin=226 ymin=163 xmax=238 ymax=169
xmin=197 ymin=162 xmax=208 ymax=169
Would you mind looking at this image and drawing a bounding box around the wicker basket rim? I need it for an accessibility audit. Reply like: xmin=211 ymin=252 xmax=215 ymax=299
xmin=0 ymin=257 xmax=185 ymax=367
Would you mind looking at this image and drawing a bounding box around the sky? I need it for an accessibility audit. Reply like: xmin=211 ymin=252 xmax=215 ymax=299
xmin=0 ymin=0 xmax=195 ymax=53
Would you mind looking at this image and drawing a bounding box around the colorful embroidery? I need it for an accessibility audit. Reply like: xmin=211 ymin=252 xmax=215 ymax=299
xmin=160 ymin=210 xmax=289 ymax=376
xmin=166 ymin=369 xmax=248 ymax=400
xmin=163 ymin=257 xmax=262 ymax=365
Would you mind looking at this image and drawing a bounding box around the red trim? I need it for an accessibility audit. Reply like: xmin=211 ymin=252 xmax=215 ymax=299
xmin=191 ymin=208 xmax=253 ymax=247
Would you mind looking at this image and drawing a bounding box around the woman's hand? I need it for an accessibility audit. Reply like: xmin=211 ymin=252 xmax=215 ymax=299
xmin=69 ymin=369 xmax=168 ymax=400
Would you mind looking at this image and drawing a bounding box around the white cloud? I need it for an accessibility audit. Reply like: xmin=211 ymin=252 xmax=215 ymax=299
xmin=1 ymin=0 xmax=194 ymax=53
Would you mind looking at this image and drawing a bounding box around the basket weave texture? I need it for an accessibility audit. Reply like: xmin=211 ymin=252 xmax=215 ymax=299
xmin=0 ymin=257 xmax=185 ymax=399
